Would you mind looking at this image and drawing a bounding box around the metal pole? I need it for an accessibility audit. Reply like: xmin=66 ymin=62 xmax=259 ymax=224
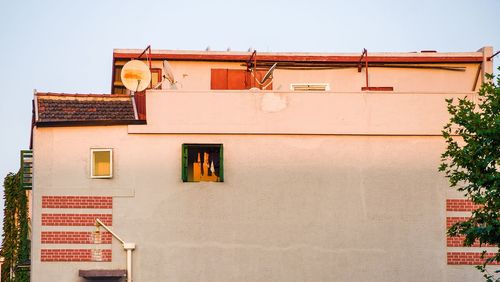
xmin=137 ymin=45 xmax=151 ymax=60
xmin=364 ymin=49 xmax=369 ymax=88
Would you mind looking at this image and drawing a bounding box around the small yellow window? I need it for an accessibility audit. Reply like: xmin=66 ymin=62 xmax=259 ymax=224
xmin=91 ymin=149 xmax=113 ymax=178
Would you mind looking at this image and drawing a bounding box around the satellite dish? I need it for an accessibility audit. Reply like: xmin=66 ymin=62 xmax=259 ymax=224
xmin=156 ymin=60 xmax=177 ymax=90
xmin=163 ymin=60 xmax=176 ymax=84
xmin=121 ymin=60 xmax=151 ymax=92
xmin=261 ymin=63 xmax=278 ymax=84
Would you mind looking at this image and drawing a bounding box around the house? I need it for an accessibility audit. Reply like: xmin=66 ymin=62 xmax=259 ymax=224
xmin=29 ymin=46 xmax=497 ymax=281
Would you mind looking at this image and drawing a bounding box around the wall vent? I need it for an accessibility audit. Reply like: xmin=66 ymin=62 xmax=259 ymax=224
xmin=290 ymin=83 xmax=330 ymax=91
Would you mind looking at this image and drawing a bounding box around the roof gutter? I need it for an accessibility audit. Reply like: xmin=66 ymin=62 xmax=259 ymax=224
xmin=35 ymin=120 xmax=147 ymax=127
xmin=113 ymin=52 xmax=484 ymax=64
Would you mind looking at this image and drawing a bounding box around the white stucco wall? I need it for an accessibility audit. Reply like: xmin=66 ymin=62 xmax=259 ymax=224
xmin=31 ymin=89 xmax=498 ymax=281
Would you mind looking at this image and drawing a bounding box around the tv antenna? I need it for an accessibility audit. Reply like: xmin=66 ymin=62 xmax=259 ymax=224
xmin=246 ymin=50 xmax=276 ymax=90
xmin=260 ymin=63 xmax=277 ymax=86
xmin=121 ymin=60 xmax=151 ymax=92
xmin=251 ymin=62 xmax=277 ymax=90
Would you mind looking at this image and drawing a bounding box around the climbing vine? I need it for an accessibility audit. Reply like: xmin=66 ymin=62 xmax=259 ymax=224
xmin=1 ymin=171 xmax=30 ymax=282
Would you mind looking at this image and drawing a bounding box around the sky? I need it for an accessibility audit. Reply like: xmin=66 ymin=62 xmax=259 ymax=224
xmin=0 ymin=0 xmax=499 ymax=223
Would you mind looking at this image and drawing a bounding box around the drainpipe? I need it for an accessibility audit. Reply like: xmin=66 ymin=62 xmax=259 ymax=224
xmin=479 ymin=46 xmax=493 ymax=83
xmin=96 ymin=219 xmax=135 ymax=282
xmin=123 ymin=243 xmax=135 ymax=282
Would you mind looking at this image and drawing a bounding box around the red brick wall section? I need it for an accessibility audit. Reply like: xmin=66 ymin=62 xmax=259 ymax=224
xmin=40 ymin=195 xmax=114 ymax=263
xmin=447 ymin=236 xmax=496 ymax=247
xmin=447 ymin=236 xmax=464 ymax=247
xmin=446 ymin=199 xmax=482 ymax=212
xmin=447 ymin=252 xmax=500 ymax=265
xmin=41 ymin=249 xmax=111 ymax=262
xmin=445 ymin=200 xmax=497 ymax=265
xmin=41 ymin=214 xmax=112 ymax=226
xmin=446 ymin=217 xmax=469 ymax=229
xmin=42 ymin=196 xmax=112 ymax=209
xmin=41 ymin=231 xmax=112 ymax=244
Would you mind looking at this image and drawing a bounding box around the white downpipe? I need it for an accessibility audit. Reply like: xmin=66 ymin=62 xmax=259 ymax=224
xmin=127 ymin=250 xmax=132 ymax=281
xmin=123 ymin=243 xmax=135 ymax=282
xmin=96 ymin=219 xmax=135 ymax=282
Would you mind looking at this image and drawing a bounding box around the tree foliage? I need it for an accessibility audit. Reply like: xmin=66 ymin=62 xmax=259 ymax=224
xmin=1 ymin=171 xmax=30 ymax=282
xmin=440 ymin=68 xmax=500 ymax=281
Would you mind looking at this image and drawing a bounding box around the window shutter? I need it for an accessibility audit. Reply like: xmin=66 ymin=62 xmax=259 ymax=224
xmin=227 ymin=70 xmax=247 ymax=90
xmin=212 ymin=69 xmax=269 ymax=90
xmin=182 ymin=144 xmax=188 ymax=182
xmin=211 ymin=69 xmax=228 ymax=90
xmin=219 ymin=144 xmax=224 ymax=182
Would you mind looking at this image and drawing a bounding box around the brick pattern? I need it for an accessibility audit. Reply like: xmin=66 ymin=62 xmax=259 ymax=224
xmin=41 ymin=231 xmax=112 ymax=244
xmin=41 ymin=214 xmax=112 ymax=226
xmin=41 ymin=249 xmax=112 ymax=262
xmin=40 ymin=195 xmax=114 ymax=263
xmin=447 ymin=252 xmax=500 ymax=265
xmin=445 ymin=199 xmax=497 ymax=265
xmin=42 ymin=196 xmax=112 ymax=209
xmin=446 ymin=199 xmax=482 ymax=212
xmin=447 ymin=236 xmax=495 ymax=247
xmin=446 ymin=217 xmax=469 ymax=229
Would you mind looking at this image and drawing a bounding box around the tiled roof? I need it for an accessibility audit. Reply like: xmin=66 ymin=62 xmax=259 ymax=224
xmin=35 ymin=93 xmax=141 ymax=126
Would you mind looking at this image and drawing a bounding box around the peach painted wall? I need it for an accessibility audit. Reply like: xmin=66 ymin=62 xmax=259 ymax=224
xmin=129 ymin=91 xmax=475 ymax=135
xmin=120 ymin=47 xmax=492 ymax=93
xmin=149 ymin=61 xmax=480 ymax=93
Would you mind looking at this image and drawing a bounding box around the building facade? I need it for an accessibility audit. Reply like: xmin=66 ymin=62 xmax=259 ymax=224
xmin=30 ymin=47 xmax=497 ymax=281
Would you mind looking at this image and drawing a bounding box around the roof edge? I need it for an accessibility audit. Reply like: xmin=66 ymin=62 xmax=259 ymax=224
xmin=36 ymin=120 xmax=147 ymax=127
xmin=112 ymin=50 xmax=484 ymax=63
xmin=36 ymin=92 xmax=132 ymax=102
xmin=36 ymin=92 xmax=128 ymax=98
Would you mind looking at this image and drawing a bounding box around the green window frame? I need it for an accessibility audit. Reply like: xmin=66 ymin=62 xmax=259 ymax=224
xmin=20 ymin=150 xmax=33 ymax=190
xmin=182 ymin=144 xmax=223 ymax=182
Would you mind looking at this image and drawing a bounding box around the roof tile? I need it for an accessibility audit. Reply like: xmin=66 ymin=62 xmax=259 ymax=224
xmin=36 ymin=93 xmax=137 ymax=124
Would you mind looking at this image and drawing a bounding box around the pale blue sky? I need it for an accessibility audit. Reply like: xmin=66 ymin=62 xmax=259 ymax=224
xmin=0 ymin=0 xmax=499 ymax=220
